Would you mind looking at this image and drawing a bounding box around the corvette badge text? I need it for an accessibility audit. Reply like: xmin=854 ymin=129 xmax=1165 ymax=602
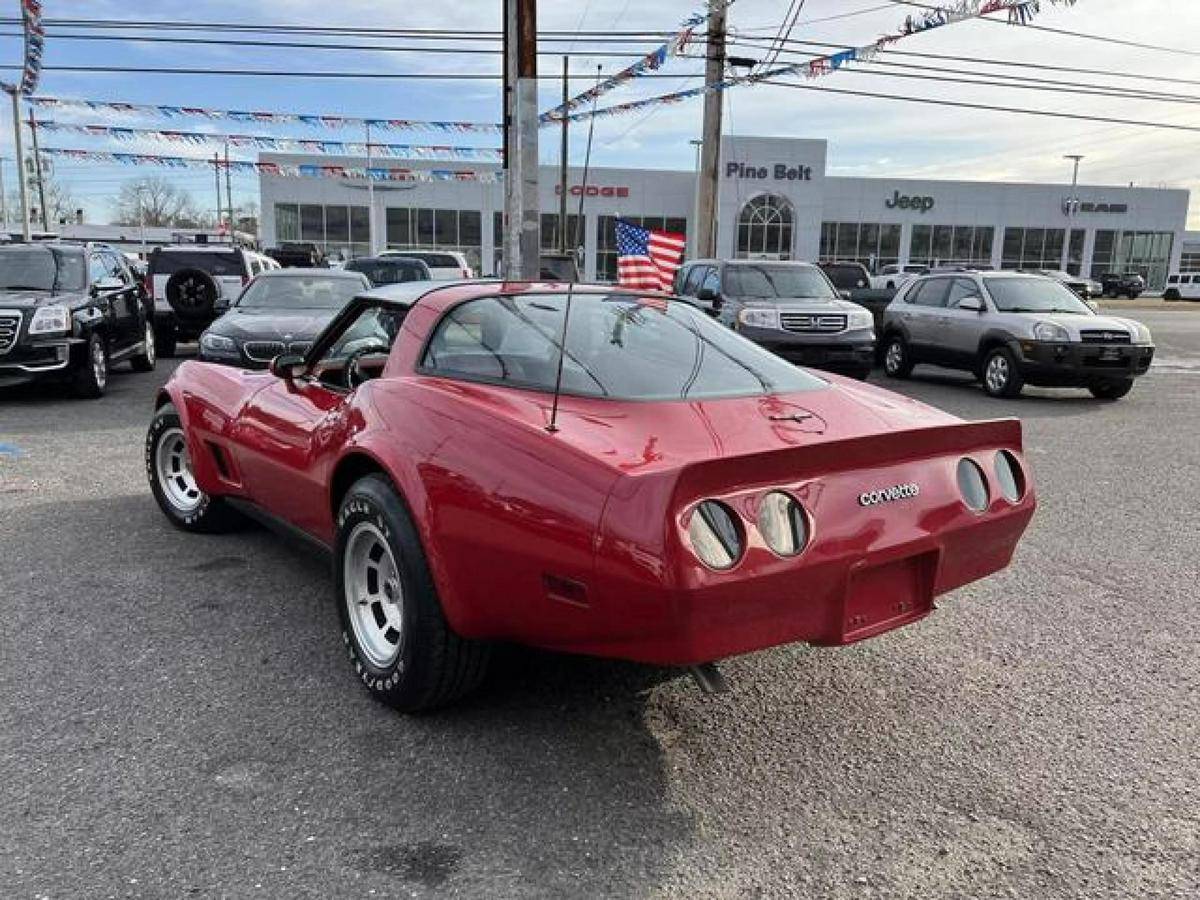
xmin=858 ymin=483 xmax=921 ymax=507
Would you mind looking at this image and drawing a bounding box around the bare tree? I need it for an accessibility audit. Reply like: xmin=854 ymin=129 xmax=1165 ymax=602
xmin=112 ymin=176 xmax=203 ymax=228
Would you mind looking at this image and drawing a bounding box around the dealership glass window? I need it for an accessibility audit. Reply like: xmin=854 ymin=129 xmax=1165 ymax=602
xmin=1087 ymin=229 xmax=1173 ymax=288
xmin=384 ymin=207 xmax=484 ymax=273
xmin=1180 ymin=251 xmax=1200 ymax=273
xmin=1000 ymin=227 xmax=1066 ymax=270
xmin=274 ymin=203 xmax=370 ymax=259
xmin=735 ymin=195 xmax=793 ymax=261
xmin=275 ymin=204 xmax=300 ymax=242
xmin=910 ymin=225 xmax=994 ymax=268
xmin=597 ymin=215 xmax=687 ymax=282
xmin=540 ymin=213 xmax=583 ymax=252
xmin=1067 ymin=229 xmax=1086 ymax=275
xmin=817 ymin=222 xmax=900 ymax=270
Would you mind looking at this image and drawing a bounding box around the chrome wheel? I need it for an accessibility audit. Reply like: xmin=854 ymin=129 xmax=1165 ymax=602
xmin=343 ymin=522 xmax=404 ymax=668
xmin=154 ymin=427 xmax=203 ymax=513
xmin=91 ymin=337 xmax=107 ymax=389
xmin=985 ymin=354 xmax=1010 ymax=394
xmin=885 ymin=341 xmax=904 ymax=374
xmin=144 ymin=322 xmax=156 ymax=366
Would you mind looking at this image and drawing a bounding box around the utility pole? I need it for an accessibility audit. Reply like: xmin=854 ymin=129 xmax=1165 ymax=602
xmin=212 ymin=152 xmax=222 ymax=237
xmin=9 ymin=90 xmax=30 ymax=241
xmin=558 ymin=54 xmax=569 ymax=254
xmin=0 ymin=156 xmax=8 ymax=232
xmin=695 ymin=0 xmax=726 ymax=259
xmin=1064 ymin=154 xmax=1084 ymax=272
xmin=503 ymin=0 xmax=539 ymax=279
xmin=224 ymin=141 xmax=234 ymax=243
xmin=365 ymin=121 xmax=375 ymax=255
xmin=27 ymin=107 xmax=48 ymax=230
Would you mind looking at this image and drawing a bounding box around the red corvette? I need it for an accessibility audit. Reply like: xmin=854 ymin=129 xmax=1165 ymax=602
xmin=147 ymin=281 xmax=1035 ymax=711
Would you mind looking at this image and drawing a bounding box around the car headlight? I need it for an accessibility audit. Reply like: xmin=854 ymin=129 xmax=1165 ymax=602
xmin=687 ymin=500 xmax=744 ymax=571
xmin=737 ymin=307 xmax=780 ymax=329
xmin=847 ymin=310 xmax=873 ymax=331
xmin=1130 ymin=322 xmax=1152 ymax=344
xmin=1032 ymin=321 xmax=1071 ymax=342
xmin=28 ymin=304 xmax=71 ymax=335
xmin=200 ymin=332 xmax=238 ymax=354
xmin=757 ymin=492 xmax=809 ymax=557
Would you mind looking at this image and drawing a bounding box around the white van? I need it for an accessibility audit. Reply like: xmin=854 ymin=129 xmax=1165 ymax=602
xmin=1163 ymin=273 xmax=1200 ymax=301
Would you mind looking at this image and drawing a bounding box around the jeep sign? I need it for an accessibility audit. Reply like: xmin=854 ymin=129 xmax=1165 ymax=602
xmin=885 ymin=190 xmax=935 ymax=213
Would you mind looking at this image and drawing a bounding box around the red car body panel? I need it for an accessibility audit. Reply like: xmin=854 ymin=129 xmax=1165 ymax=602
xmin=160 ymin=282 xmax=1036 ymax=666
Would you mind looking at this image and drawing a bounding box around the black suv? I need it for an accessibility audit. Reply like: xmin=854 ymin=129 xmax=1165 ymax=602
xmin=0 ymin=242 xmax=155 ymax=398
xmin=1100 ymin=272 xmax=1145 ymax=299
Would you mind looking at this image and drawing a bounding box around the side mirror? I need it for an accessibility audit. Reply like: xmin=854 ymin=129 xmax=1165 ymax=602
xmin=696 ymin=286 xmax=719 ymax=303
xmin=957 ymin=296 xmax=986 ymax=312
xmin=269 ymin=353 xmax=305 ymax=381
xmin=839 ymin=289 xmax=852 ymax=301
xmin=1085 ymin=299 xmax=1100 ymax=312
xmin=92 ymin=276 xmax=124 ymax=294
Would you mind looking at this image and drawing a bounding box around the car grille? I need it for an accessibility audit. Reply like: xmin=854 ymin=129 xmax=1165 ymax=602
xmin=779 ymin=313 xmax=847 ymax=333
xmin=0 ymin=311 xmax=20 ymax=354
xmin=1080 ymin=330 xmax=1132 ymax=344
xmin=242 ymin=340 xmax=312 ymax=363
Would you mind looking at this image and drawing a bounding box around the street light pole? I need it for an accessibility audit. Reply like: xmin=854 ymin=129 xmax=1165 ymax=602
xmin=689 ymin=138 xmax=703 ymax=257
xmin=9 ymin=88 xmax=30 ymax=241
xmin=1064 ymin=154 xmax=1084 ymax=272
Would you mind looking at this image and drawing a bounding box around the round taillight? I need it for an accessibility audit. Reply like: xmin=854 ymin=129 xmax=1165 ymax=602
xmin=687 ymin=500 xmax=744 ymax=571
xmin=994 ymin=450 xmax=1025 ymax=503
xmin=957 ymin=458 xmax=990 ymax=513
xmin=757 ymin=491 xmax=809 ymax=557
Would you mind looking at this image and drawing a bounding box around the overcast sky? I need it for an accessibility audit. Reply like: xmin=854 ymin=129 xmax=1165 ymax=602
xmin=9 ymin=0 xmax=1200 ymax=226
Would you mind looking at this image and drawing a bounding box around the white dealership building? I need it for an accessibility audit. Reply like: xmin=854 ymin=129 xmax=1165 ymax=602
xmin=259 ymin=135 xmax=1189 ymax=290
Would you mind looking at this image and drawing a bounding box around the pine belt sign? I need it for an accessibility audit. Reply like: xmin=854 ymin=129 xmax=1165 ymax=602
xmin=725 ymin=162 xmax=814 ymax=182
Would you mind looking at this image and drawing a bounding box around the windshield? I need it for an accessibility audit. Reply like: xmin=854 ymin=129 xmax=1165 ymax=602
xmin=237 ymin=275 xmax=364 ymax=310
xmin=421 ymin=293 xmax=828 ymax=401
xmin=984 ymin=277 xmax=1094 ymax=315
xmin=725 ymin=265 xmax=837 ymax=300
xmin=0 ymin=246 xmax=86 ymax=292
xmin=346 ymin=259 xmax=427 ymax=286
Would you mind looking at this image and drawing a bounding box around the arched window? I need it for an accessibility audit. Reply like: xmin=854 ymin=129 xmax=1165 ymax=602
xmin=737 ymin=194 xmax=794 ymax=260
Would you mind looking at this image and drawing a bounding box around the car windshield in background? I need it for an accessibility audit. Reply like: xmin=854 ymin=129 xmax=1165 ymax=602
xmin=422 ymin=293 xmax=828 ymax=401
xmin=237 ymin=275 xmax=364 ymax=309
xmin=345 ymin=259 xmax=427 ymax=286
xmin=985 ymin=277 xmax=1093 ymax=314
xmin=152 ymin=251 xmax=243 ymax=276
xmin=725 ymin=265 xmax=837 ymax=300
xmin=400 ymin=252 xmax=460 ymax=268
xmin=0 ymin=247 xmax=86 ymax=292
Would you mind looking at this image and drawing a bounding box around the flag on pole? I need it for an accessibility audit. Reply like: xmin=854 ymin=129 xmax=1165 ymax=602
xmin=615 ymin=219 xmax=686 ymax=292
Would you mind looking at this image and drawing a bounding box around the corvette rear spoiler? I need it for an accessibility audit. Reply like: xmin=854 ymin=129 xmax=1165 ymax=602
xmin=673 ymin=418 xmax=1024 ymax=498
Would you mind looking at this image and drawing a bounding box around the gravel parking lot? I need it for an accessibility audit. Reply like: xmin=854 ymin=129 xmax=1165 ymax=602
xmin=2 ymin=309 xmax=1198 ymax=900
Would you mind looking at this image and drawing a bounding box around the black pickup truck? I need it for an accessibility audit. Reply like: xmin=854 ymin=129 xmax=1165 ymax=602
xmin=818 ymin=261 xmax=897 ymax=336
xmin=1100 ymin=271 xmax=1145 ymax=299
xmin=0 ymin=242 xmax=156 ymax=397
xmin=266 ymin=242 xmax=328 ymax=269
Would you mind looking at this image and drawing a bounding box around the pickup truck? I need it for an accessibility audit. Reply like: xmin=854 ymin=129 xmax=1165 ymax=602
xmin=870 ymin=263 xmax=929 ymax=291
xmin=1100 ymin=272 xmax=1145 ymax=299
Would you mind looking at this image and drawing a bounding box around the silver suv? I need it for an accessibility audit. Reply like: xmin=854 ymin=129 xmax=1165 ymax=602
xmin=880 ymin=271 xmax=1154 ymax=400
xmin=675 ymin=259 xmax=875 ymax=379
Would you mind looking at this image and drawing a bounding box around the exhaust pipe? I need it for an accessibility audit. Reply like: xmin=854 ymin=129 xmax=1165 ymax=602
xmin=688 ymin=662 xmax=729 ymax=694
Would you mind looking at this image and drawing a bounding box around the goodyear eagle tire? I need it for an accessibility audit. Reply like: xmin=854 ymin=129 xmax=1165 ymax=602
xmin=335 ymin=474 xmax=490 ymax=712
xmin=146 ymin=403 xmax=240 ymax=532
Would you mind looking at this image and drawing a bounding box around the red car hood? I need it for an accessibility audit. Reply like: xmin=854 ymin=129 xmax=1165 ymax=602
xmin=413 ymin=374 xmax=961 ymax=476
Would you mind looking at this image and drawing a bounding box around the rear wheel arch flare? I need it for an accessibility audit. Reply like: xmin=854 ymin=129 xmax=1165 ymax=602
xmin=331 ymin=452 xmax=404 ymax=523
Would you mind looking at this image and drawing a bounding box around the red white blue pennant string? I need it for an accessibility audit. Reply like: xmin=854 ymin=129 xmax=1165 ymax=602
xmin=538 ymin=3 xmax=719 ymax=124
xmin=36 ymin=121 xmax=502 ymax=161
xmin=28 ymin=96 xmax=501 ymax=134
xmin=557 ymin=0 xmax=1079 ymax=123
xmin=3 ymin=0 xmax=44 ymax=96
xmin=39 ymin=147 xmax=502 ymax=183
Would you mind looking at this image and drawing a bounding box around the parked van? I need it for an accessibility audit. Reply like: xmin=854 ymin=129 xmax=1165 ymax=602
xmin=1163 ymin=273 xmax=1200 ymax=301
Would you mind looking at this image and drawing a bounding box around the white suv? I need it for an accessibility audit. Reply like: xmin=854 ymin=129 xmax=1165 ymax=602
xmin=378 ymin=250 xmax=473 ymax=280
xmin=147 ymin=245 xmax=277 ymax=355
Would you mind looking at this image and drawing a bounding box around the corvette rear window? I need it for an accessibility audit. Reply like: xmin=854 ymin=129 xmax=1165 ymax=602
xmin=420 ymin=293 xmax=828 ymax=400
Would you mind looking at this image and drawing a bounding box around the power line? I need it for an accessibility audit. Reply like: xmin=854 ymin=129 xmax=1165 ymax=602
xmin=763 ymin=78 xmax=1200 ymax=134
xmin=884 ymin=0 xmax=1200 ymax=58
xmin=0 ymin=64 xmax=695 ymax=80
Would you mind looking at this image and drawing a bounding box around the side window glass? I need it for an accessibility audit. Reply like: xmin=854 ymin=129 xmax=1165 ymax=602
xmin=682 ymin=266 xmax=704 ymax=295
xmin=312 ymin=304 xmax=406 ymax=387
xmin=700 ymin=267 xmax=720 ymax=294
xmin=946 ymin=278 xmax=978 ymax=308
xmin=105 ymin=252 xmax=129 ymax=283
xmin=87 ymin=254 xmax=107 ymax=286
xmin=911 ymin=278 xmax=951 ymax=308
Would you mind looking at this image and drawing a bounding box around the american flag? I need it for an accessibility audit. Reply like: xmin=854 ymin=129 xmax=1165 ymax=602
xmin=615 ymin=219 xmax=686 ymax=292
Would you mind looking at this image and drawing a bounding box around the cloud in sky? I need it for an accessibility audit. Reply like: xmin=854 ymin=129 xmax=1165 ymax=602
xmin=11 ymin=0 xmax=1200 ymax=225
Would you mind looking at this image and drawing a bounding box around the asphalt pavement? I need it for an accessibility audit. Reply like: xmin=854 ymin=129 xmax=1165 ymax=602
xmin=1 ymin=311 xmax=1198 ymax=899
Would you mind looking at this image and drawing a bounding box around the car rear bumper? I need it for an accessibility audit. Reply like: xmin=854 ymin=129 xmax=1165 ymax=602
xmin=1016 ymin=340 xmax=1154 ymax=385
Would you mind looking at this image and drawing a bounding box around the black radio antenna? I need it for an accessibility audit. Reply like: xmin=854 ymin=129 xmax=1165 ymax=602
xmin=545 ymin=280 xmax=575 ymax=434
